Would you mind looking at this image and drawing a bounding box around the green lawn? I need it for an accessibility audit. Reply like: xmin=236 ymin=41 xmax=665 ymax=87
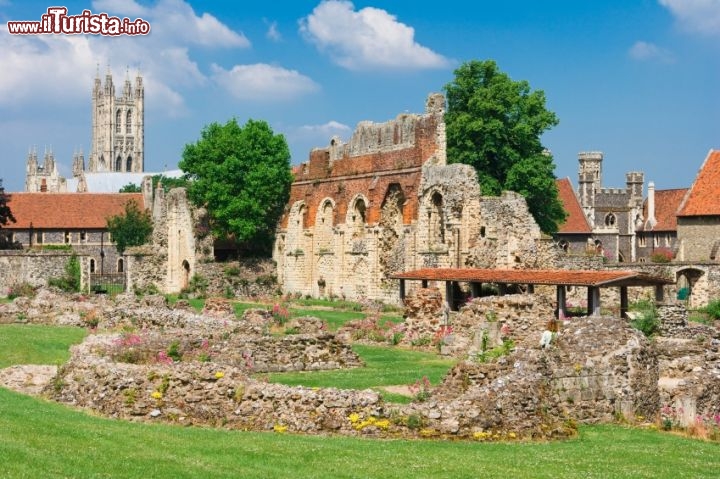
xmin=0 ymin=387 xmax=718 ymax=478
xmin=265 ymin=344 xmax=456 ymax=390
xmin=0 ymin=324 xmax=86 ymax=368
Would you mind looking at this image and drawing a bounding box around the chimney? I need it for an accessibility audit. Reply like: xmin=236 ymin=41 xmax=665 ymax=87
xmin=646 ymin=181 xmax=657 ymax=230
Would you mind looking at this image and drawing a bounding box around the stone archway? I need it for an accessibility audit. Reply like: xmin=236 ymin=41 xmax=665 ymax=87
xmin=676 ymin=267 xmax=704 ymax=307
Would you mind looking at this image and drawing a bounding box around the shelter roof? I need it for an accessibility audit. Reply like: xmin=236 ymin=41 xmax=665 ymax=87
xmin=391 ymin=268 xmax=673 ymax=287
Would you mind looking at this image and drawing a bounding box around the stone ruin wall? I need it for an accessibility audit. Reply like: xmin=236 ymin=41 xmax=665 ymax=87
xmin=274 ymin=93 xmax=554 ymax=304
xmin=0 ymin=251 xmax=79 ymax=295
xmin=128 ymin=181 xmax=213 ymax=294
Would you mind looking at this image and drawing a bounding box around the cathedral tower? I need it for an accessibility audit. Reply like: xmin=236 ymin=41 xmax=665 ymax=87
xmin=88 ymin=67 xmax=144 ymax=173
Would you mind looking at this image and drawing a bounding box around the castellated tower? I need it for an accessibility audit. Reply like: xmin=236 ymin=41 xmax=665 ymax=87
xmin=88 ymin=68 xmax=144 ymax=173
xmin=577 ymin=151 xmax=603 ymax=223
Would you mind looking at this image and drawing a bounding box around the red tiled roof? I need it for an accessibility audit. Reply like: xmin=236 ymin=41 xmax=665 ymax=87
xmin=4 ymin=193 xmax=145 ymax=229
xmin=391 ymin=268 xmax=673 ymax=287
xmin=555 ymin=178 xmax=591 ymax=234
xmin=678 ymin=150 xmax=720 ymax=216
xmin=642 ymin=188 xmax=688 ymax=231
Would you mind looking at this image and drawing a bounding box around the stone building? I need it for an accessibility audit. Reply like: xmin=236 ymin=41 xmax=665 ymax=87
xmin=25 ymin=68 xmax=145 ymax=193
xmin=553 ymin=177 xmax=593 ymax=255
xmin=636 ymin=184 xmax=687 ymax=262
xmin=2 ymin=192 xmax=146 ymax=274
xmin=576 ymin=151 xmax=644 ymax=262
xmin=676 ymin=149 xmax=720 ymax=262
xmin=273 ymin=94 xmax=552 ymax=304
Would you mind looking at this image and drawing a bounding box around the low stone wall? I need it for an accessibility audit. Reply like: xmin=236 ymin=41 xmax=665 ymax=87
xmin=195 ymin=259 xmax=278 ymax=298
xmin=440 ymin=316 xmax=659 ymax=424
xmin=0 ymin=251 xmax=79 ymax=295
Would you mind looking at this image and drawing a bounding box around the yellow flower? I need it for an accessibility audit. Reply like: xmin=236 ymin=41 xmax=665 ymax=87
xmin=348 ymin=413 xmax=360 ymax=424
xmin=214 ymin=371 xmax=225 ymax=379
xmin=151 ymin=391 xmax=163 ymax=400
xmin=508 ymin=432 xmax=517 ymax=439
xmin=375 ymin=419 xmax=391 ymax=430
xmin=273 ymin=424 xmax=288 ymax=433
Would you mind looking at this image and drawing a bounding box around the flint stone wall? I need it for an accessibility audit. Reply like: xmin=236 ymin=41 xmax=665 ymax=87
xmin=0 ymin=251 xmax=79 ymax=295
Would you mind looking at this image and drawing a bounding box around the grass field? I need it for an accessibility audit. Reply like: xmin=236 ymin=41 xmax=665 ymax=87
xmin=0 ymin=386 xmax=718 ymax=478
xmin=0 ymin=324 xmax=86 ymax=368
xmin=266 ymin=344 xmax=455 ymax=390
xmin=2 ymin=317 xmax=719 ymax=477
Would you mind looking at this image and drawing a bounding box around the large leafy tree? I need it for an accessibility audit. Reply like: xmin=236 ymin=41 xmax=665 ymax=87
xmin=106 ymin=199 xmax=153 ymax=254
xmin=179 ymin=118 xmax=292 ymax=255
xmin=444 ymin=60 xmax=566 ymax=233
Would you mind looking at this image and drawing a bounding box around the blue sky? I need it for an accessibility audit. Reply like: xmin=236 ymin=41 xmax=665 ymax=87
xmin=0 ymin=0 xmax=718 ymax=194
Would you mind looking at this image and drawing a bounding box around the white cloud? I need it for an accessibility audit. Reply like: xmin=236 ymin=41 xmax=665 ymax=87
xmin=211 ymin=63 xmax=319 ymax=101
xmin=0 ymin=1 xmax=248 ymax=113
xmin=265 ymin=19 xmax=281 ymax=42
xmin=299 ymin=121 xmax=351 ymax=136
xmin=92 ymin=0 xmax=149 ymax=17
xmin=659 ymin=0 xmax=720 ymax=36
xmin=628 ymin=41 xmax=675 ymax=63
xmin=121 ymin=0 xmax=251 ymax=48
xmin=299 ymin=0 xmax=450 ymax=70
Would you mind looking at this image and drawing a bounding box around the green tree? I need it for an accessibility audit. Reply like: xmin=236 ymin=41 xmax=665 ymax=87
xmin=179 ymin=118 xmax=292 ymax=255
xmin=119 ymin=183 xmax=142 ymax=193
xmin=0 ymin=179 xmax=16 ymax=249
xmin=106 ymin=199 xmax=153 ymax=254
xmin=444 ymin=60 xmax=566 ymax=233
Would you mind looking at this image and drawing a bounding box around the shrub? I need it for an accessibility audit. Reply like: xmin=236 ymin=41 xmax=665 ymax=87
xmin=701 ymin=299 xmax=720 ymax=320
xmin=629 ymin=300 xmax=659 ymax=337
xmin=48 ymin=254 xmax=81 ymax=292
xmin=650 ymin=247 xmax=673 ymax=263
xmin=8 ymin=282 xmax=36 ymax=299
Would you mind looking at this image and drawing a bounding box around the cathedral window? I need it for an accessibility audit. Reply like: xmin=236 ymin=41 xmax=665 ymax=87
xmin=115 ymin=156 xmax=122 ymax=172
xmin=126 ymin=110 xmax=132 ymax=134
xmin=115 ymin=110 xmax=121 ymax=133
xmin=126 ymin=156 xmax=133 ymax=172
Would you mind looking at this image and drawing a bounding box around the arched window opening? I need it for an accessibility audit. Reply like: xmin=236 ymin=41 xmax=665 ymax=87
xmin=428 ymin=192 xmax=445 ymax=245
xmin=126 ymin=110 xmax=132 ymax=134
xmin=605 ymin=212 xmax=616 ymax=227
xmin=352 ymin=198 xmax=367 ymax=237
xmin=126 ymin=156 xmax=133 ymax=172
xmin=115 ymin=110 xmax=121 ymax=133
xmin=115 ymin=156 xmax=122 ymax=172
xmin=558 ymin=239 xmax=569 ymax=252
xmin=117 ymin=258 xmax=124 ymax=273
xmin=89 ymin=258 xmax=96 ymax=273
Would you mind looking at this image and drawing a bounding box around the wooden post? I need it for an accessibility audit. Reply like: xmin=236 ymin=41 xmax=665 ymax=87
xmin=421 ymin=279 xmax=428 ymax=288
xmin=471 ymin=282 xmax=481 ymax=298
xmin=588 ymin=287 xmax=601 ymax=316
xmin=620 ymin=286 xmax=628 ymax=318
xmin=556 ymin=285 xmax=567 ymax=319
xmin=399 ymin=279 xmax=406 ymax=302
xmin=655 ymin=284 xmax=665 ymax=303
xmin=445 ymin=281 xmax=453 ymax=310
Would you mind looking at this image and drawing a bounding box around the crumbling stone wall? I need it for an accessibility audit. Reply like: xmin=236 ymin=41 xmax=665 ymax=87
xmin=274 ymin=94 xmax=555 ymax=304
xmin=127 ymin=182 xmax=212 ymax=294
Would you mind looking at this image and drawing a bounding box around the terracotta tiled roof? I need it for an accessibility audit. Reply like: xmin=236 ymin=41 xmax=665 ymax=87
xmin=391 ymin=268 xmax=673 ymax=287
xmin=642 ymin=188 xmax=688 ymax=231
xmin=555 ymin=178 xmax=591 ymax=234
xmin=4 ymin=193 xmax=145 ymax=229
xmin=678 ymin=150 xmax=720 ymax=217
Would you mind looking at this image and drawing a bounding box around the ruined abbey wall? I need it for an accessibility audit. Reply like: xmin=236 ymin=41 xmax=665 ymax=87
xmin=274 ymin=94 xmax=554 ymax=304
